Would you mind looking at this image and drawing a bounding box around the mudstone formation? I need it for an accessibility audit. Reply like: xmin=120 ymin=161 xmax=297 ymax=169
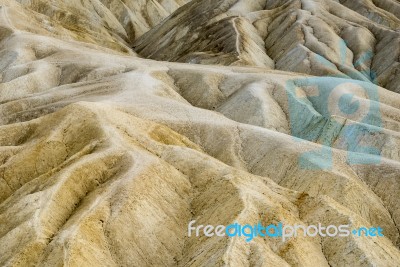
xmin=0 ymin=0 xmax=400 ymax=266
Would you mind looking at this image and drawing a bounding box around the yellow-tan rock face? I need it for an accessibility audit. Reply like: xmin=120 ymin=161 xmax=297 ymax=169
xmin=0 ymin=0 xmax=400 ymax=266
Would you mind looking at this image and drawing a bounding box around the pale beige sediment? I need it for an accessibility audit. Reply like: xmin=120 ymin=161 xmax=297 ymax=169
xmin=0 ymin=0 xmax=400 ymax=266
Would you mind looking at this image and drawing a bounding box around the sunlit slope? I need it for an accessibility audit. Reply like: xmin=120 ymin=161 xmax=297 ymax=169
xmin=0 ymin=0 xmax=400 ymax=266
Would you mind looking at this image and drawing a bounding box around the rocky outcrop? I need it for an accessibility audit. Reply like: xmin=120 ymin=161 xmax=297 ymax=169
xmin=134 ymin=0 xmax=400 ymax=92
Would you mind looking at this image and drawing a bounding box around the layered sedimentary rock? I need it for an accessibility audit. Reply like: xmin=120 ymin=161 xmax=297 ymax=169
xmin=134 ymin=0 xmax=400 ymax=92
xmin=0 ymin=0 xmax=400 ymax=266
xmin=4 ymin=0 xmax=189 ymax=53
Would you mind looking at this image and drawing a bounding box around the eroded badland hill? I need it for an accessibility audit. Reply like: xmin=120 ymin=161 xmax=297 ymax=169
xmin=0 ymin=0 xmax=400 ymax=266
